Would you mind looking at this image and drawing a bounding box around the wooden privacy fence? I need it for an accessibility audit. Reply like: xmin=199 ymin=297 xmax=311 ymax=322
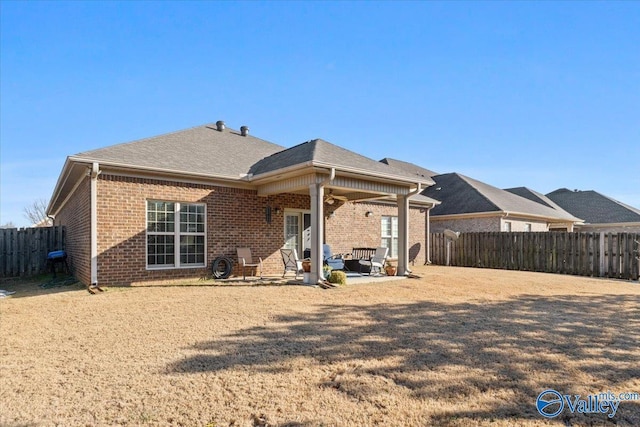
xmin=0 ymin=226 xmax=66 ymax=278
xmin=430 ymin=232 xmax=640 ymax=281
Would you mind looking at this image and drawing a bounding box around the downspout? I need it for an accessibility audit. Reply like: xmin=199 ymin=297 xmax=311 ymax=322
xmin=90 ymin=162 xmax=101 ymax=287
xmin=425 ymin=206 xmax=432 ymax=264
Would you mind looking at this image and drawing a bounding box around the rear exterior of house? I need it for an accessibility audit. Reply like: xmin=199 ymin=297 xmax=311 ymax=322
xmin=49 ymin=124 xmax=437 ymax=286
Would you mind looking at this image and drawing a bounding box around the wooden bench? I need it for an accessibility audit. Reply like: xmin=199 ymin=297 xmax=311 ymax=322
xmin=344 ymin=247 xmax=376 ymax=273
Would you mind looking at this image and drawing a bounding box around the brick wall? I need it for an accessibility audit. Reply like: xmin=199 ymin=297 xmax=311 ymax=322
xmin=61 ymin=174 xmax=432 ymax=285
xmin=54 ymin=177 xmax=92 ymax=285
xmin=431 ymin=216 xmax=550 ymax=233
xmin=430 ymin=216 xmax=501 ymax=233
xmin=96 ymin=174 xmax=311 ymax=285
xmin=326 ymin=201 xmax=428 ymax=265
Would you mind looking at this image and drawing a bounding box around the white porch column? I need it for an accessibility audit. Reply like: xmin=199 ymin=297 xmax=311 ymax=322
xmin=397 ymin=194 xmax=410 ymax=275
xmin=90 ymin=162 xmax=100 ymax=286
xmin=309 ymin=183 xmax=324 ymax=284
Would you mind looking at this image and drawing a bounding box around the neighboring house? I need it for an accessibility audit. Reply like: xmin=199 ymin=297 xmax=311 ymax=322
xmin=546 ymin=188 xmax=640 ymax=233
xmin=420 ymin=173 xmax=582 ymax=233
xmin=47 ymin=122 xmax=438 ymax=286
xmin=504 ymin=187 xmax=583 ymax=231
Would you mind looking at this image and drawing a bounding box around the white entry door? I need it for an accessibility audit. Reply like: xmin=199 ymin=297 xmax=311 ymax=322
xmin=284 ymin=211 xmax=311 ymax=255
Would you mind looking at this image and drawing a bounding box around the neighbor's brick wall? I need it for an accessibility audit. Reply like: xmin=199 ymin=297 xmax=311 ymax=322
xmin=576 ymin=224 xmax=640 ymax=233
xmin=96 ymin=174 xmax=310 ymax=285
xmin=326 ymin=202 xmax=428 ymax=265
xmin=431 ymin=216 xmax=549 ymax=233
xmin=430 ymin=216 xmax=501 ymax=233
xmin=54 ymin=177 xmax=92 ymax=285
xmin=503 ymin=218 xmax=548 ymax=232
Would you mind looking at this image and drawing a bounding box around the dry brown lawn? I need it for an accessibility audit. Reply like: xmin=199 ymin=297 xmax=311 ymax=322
xmin=1 ymin=266 xmax=639 ymax=427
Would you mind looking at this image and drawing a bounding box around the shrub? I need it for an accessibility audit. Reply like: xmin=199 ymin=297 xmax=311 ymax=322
xmin=328 ymin=270 xmax=347 ymax=285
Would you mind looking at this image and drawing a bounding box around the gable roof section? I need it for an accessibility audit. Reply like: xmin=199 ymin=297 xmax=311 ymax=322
xmin=504 ymin=187 xmax=554 ymax=208
xmin=423 ymin=173 xmax=580 ymax=221
xmin=546 ymin=188 xmax=640 ymax=224
xmin=379 ymin=158 xmax=438 ymax=181
xmin=249 ymin=139 xmax=434 ymax=186
xmin=72 ymin=124 xmax=285 ymax=180
xmin=505 ymin=187 xmax=580 ymax=221
xmin=49 ymin=124 xmax=436 ymax=215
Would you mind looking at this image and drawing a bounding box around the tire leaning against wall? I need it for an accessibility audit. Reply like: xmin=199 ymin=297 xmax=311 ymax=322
xmin=211 ymin=257 xmax=233 ymax=279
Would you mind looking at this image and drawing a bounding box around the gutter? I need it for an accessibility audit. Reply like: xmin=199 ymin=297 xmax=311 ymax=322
xmin=249 ymin=160 xmax=434 ymax=187
xmin=69 ymin=156 xmax=246 ymax=183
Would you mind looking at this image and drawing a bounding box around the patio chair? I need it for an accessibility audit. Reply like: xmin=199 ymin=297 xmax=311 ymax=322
xmin=237 ymin=247 xmax=263 ymax=280
xmin=359 ymin=246 xmax=389 ymax=276
xmin=280 ymin=248 xmax=304 ymax=279
xmin=323 ymin=244 xmax=345 ymax=270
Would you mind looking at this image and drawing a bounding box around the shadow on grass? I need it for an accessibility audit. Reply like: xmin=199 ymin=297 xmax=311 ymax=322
xmin=0 ymin=273 xmax=84 ymax=299
xmin=169 ymin=294 xmax=640 ymax=425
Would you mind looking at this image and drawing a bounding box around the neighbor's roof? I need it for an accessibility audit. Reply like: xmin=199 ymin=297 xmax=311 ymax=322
xmin=505 ymin=187 xmax=580 ymax=221
xmin=249 ymin=139 xmax=435 ymax=186
xmin=379 ymin=158 xmax=438 ymax=182
xmin=422 ymin=173 xmax=581 ymax=222
xmin=546 ymin=188 xmax=640 ymax=224
xmin=72 ymin=124 xmax=285 ymax=180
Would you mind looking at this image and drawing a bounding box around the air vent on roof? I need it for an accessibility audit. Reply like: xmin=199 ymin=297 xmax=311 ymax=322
xmin=240 ymin=126 xmax=249 ymax=137
xmin=216 ymin=121 xmax=225 ymax=131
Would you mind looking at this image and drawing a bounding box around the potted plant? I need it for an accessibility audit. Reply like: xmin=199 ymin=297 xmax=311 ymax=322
xmin=322 ymin=264 xmax=333 ymax=280
xmin=384 ymin=261 xmax=397 ymax=276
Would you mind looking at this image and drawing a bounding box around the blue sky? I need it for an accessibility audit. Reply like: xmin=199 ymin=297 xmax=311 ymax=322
xmin=1 ymin=1 xmax=639 ymax=227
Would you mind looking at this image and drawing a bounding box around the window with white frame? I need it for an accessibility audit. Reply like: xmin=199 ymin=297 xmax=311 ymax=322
xmin=524 ymin=223 xmax=532 ymax=232
xmin=381 ymin=216 xmax=398 ymax=258
xmin=146 ymin=201 xmax=206 ymax=268
xmin=503 ymin=221 xmax=512 ymax=232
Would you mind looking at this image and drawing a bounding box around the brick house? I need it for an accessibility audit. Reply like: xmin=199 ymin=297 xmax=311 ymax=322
xmin=381 ymin=158 xmax=582 ymax=233
xmin=546 ymin=188 xmax=640 ymax=233
xmin=422 ymin=173 xmax=582 ymax=232
xmin=47 ymin=122 xmax=438 ymax=286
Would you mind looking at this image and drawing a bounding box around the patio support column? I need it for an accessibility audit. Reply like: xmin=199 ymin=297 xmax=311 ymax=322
xmin=397 ymin=194 xmax=410 ymax=276
xmin=90 ymin=162 xmax=100 ymax=287
xmin=309 ymin=183 xmax=324 ymax=284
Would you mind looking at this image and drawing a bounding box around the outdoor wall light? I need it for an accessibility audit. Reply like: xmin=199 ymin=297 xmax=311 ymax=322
xmin=274 ymin=207 xmax=281 ymax=214
xmin=365 ymin=211 xmax=373 ymax=217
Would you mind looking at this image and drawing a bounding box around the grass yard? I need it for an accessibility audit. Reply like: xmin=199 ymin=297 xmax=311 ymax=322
xmin=1 ymin=266 xmax=639 ymax=426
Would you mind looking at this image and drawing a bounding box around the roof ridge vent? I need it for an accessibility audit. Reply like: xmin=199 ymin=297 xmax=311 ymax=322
xmin=216 ymin=121 xmax=225 ymax=132
xmin=240 ymin=126 xmax=249 ymax=137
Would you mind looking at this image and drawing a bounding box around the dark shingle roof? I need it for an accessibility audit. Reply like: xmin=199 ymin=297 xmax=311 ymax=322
xmin=423 ymin=174 xmax=580 ymax=221
xmin=379 ymin=158 xmax=438 ymax=180
xmin=504 ymin=187 xmax=581 ymax=222
xmin=546 ymin=188 xmax=640 ymax=224
xmin=73 ymin=124 xmax=285 ymax=179
xmin=250 ymin=139 xmax=434 ymax=184
xmin=505 ymin=187 xmax=554 ymax=208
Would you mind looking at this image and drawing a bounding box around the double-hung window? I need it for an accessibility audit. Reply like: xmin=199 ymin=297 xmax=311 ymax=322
xmin=381 ymin=215 xmax=398 ymax=258
xmin=146 ymin=201 xmax=206 ymax=269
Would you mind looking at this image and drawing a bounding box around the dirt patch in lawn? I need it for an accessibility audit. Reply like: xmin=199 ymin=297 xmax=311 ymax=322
xmin=1 ymin=266 xmax=639 ymax=426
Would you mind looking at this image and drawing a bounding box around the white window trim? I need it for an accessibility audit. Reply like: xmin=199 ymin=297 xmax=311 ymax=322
xmin=381 ymin=215 xmax=398 ymax=258
xmin=146 ymin=200 xmax=207 ymax=270
xmin=283 ymin=209 xmax=311 ymax=254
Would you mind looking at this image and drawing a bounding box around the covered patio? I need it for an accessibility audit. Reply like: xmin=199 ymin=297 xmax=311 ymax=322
xmin=249 ymin=139 xmax=437 ymax=284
